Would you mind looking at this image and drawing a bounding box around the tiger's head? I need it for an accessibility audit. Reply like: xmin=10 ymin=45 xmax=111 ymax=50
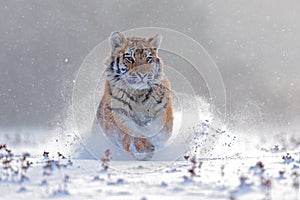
xmin=105 ymin=32 xmax=164 ymax=90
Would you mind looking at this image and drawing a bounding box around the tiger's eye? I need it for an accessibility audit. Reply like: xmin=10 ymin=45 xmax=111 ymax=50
xmin=146 ymin=57 xmax=153 ymax=63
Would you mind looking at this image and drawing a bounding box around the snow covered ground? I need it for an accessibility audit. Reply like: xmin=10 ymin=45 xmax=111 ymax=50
xmin=0 ymin=126 xmax=299 ymax=200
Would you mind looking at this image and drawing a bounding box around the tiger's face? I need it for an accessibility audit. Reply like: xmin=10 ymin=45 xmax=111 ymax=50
xmin=106 ymin=32 xmax=164 ymax=90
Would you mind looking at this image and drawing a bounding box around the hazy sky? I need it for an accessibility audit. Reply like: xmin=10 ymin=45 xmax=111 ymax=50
xmin=0 ymin=1 xmax=299 ymax=130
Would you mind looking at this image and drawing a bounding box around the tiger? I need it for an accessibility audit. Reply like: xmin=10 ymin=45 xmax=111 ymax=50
xmin=97 ymin=32 xmax=173 ymax=160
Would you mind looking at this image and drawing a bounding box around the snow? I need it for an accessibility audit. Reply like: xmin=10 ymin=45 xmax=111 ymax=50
xmin=0 ymin=126 xmax=299 ymax=200
xmin=0 ymin=153 xmax=299 ymax=199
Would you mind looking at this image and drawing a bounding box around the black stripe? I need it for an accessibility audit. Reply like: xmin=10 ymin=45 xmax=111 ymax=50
xmin=111 ymin=94 xmax=132 ymax=110
xmin=107 ymin=106 xmax=131 ymax=118
xmin=157 ymin=91 xmax=165 ymax=104
xmin=154 ymin=102 xmax=168 ymax=116
xmin=142 ymin=87 xmax=153 ymax=103
xmin=152 ymin=86 xmax=165 ymax=104
xmin=110 ymin=61 xmax=114 ymax=70
xmin=118 ymin=88 xmax=136 ymax=102
xmin=158 ymin=85 xmax=167 ymax=103
xmin=116 ymin=57 xmax=121 ymax=75
xmin=156 ymin=57 xmax=160 ymax=63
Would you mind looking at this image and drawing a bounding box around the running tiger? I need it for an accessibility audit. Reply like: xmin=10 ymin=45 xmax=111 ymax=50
xmin=97 ymin=32 xmax=173 ymax=160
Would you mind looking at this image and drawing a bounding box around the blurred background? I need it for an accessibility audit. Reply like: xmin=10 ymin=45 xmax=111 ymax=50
xmin=0 ymin=1 xmax=299 ymax=139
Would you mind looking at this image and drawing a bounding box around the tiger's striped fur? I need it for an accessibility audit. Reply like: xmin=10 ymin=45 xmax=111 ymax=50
xmin=97 ymin=32 xmax=173 ymax=160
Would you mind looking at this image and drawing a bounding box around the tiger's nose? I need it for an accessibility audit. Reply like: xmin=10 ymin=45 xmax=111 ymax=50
xmin=137 ymin=72 xmax=147 ymax=78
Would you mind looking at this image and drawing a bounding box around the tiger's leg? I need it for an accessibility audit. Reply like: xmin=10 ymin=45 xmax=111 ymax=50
xmin=163 ymin=101 xmax=173 ymax=135
xmin=100 ymin=105 xmax=155 ymax=160
xmin=122 ymin=134 xmax=155 ymax=161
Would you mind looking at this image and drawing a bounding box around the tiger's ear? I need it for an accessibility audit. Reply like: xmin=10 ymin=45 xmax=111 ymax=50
xmin=148 ymin=34 xmax=162 ymax=49
xmin=110 ymin=32 xmax=126 ymax=50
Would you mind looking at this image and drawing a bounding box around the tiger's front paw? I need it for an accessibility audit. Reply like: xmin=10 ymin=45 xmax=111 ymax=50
xmin=132 ymin=138 xmax=155 ymax=161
